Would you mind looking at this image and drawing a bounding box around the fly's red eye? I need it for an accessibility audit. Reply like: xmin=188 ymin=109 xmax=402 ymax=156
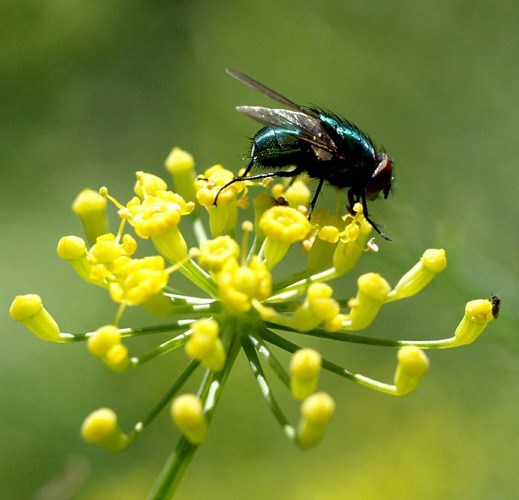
xmin=366 ymin=155 xmax=392 ymax=199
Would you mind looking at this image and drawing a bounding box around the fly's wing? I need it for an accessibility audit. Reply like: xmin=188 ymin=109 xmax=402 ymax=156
xmin=227 ymin=68 xmax=338 ymax=156
xmin=226 ymin=68 xmax=306 ymax=113
xmin=237 ymin=106 xmax=337 ymax=155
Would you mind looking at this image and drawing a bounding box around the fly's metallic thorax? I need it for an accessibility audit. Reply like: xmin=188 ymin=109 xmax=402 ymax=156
xmin=319 ymin=113 xmax=376 ymax=165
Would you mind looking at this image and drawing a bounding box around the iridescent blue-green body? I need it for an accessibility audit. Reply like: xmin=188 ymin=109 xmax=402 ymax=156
xmin=217 ymin=69 xmax=394 ymax=239
xmin=251 ymin=111 xmax=381 ymax=203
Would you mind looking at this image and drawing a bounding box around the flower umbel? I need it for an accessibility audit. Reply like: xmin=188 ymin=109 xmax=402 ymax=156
xmin=10 ymin=148 xmax=499 ymax=498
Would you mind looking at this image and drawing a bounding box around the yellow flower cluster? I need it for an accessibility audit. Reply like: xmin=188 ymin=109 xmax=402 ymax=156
xmin=58 ymin=232 xmax=169 ymax=308
xmin=217 ymin=255 xmax=272 ymax=312
xmin=10 ymin=145 xmax=499 ymax=470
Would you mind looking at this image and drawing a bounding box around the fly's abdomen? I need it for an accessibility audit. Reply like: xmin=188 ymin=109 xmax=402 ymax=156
xmin=252 ymin=128 xmax=312 ymax=168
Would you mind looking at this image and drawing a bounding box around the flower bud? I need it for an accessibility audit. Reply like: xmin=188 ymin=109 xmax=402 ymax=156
xmin=296 ymin=392 xmax=335 ymax=449
xmin=345 ymin=273 xmax=391 ymax=330
xmin=185 ymin=318 xmax=225 ymax=371
xmin=165 ymin=147 xmax=198 ymax=205
xmin=292 ymin=283 xmax=341 ymax=332
xmin=454 ymin=299 xmax=495 ymax=346
xmin=134 ymin=171 xmax=168 ymax=198
xmin=171 ymin=394 xmax=207 ymax=444
xmin=387 ymin=249 xmax=447 ymax=301
xmin=88 ymin=325 xmax=121 ymax=357
xmin=394 ymin=346 xmax=429 ymax=395
xmin=72 ymin=189 xmax=109 ymax=245
xmin=290 ymin=349 xmax=322 ymax=400
xmin=57 ymin=235 xmax=103 ymax=285
xmin=81 ymin=408 xmax=129 ymax=452
xmin=10 ymin=294 xmax=61 ymax=342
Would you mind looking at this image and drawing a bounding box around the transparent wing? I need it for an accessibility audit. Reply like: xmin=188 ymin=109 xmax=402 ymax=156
xmin=226 ymin=68 xmax=306 ymax=112
xmin=237 ymin=105 xmax=337 ymax=154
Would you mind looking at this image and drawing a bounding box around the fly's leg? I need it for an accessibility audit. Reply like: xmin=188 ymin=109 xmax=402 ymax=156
xmin=347 ymin=189 xmax=391 ymax=242
xmin=359 ymin=191 xmax=391 ymax=242
xmin=307 ymin=177 xmax=325 ymax=219
xmin=213 ymin=159 xmax=254 ymax=205
xmin=213 ymin=164 xmax=305 ymax=206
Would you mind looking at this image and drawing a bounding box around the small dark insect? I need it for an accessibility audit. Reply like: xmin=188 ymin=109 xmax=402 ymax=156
xmin=215 ymin=68 xmax=394 ymax=240
xmin=491 ymin=294 xmax=501 ymax=319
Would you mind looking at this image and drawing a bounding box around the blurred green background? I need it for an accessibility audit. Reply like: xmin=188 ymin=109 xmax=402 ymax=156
xmin=3 ymin=1 xmax=519 ymax=498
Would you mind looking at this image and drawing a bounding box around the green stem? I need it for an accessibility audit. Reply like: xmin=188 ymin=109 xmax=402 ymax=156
xmin=179 ymin=259 xmax=219 ymax=298
xmin=192 ymin=214 xmax=208 ymax=245
xmin=272 ymin=269 xmax=313 ymax=292
xmin=129 ymin=359 xmax=200 ymax=442
xmin=163 ymin=292 xmax=216 ymax=305
xmin=264 ymin=323 xmax=459 ymax=349
xmin=260 ymin=327 xmax=399 ymax=393
xmin=248 ymin=233 xmax=262 ymax=262
xmin=270 ymin=267 xmax=338 ymax=299
xmin=148 ymin=323 xmax=241 ymax=498
xmin=247 ymin=332 xmax=291 ymax=389
xmin=60 ymin=319 xmax=199 ymax=342
xmin=130 ymin=330 xmax=193 ymax=367
xmin=240 ymin=329 xmax=295 ymax=441
xmin=147 ymin=436 xmax=198 ymax=500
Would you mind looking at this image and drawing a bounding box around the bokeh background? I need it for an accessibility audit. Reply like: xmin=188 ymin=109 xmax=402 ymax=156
xmin=3 ymin=1 xmax=519 ymax=498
